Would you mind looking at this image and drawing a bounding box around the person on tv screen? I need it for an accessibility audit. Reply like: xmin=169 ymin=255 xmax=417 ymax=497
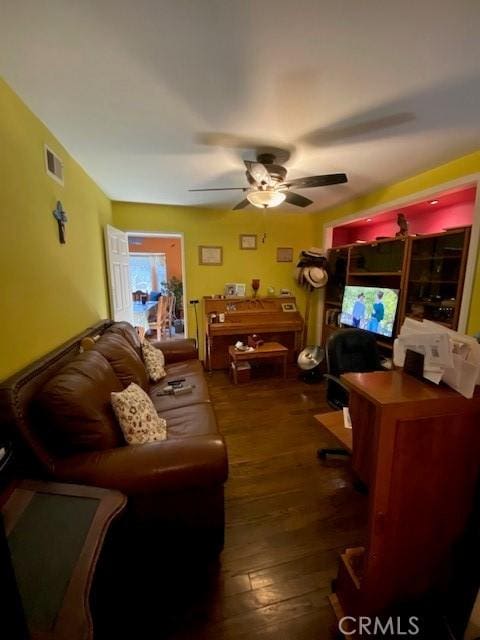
xmin=352 ymin=293 xmax=365 ymax=328
xmin=368 ymin=291 xmax=384 ymax=333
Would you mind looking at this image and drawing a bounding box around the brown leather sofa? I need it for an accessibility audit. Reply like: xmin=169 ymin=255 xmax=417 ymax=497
xmin=0 ymin=321 xmax=228 ymax=548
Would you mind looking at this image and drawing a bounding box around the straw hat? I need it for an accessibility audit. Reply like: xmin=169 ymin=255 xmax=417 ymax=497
xmin=302 ymin=247 xmax=326 ymax=259
xmin=303 ymin=266 xmax=328 ymax=288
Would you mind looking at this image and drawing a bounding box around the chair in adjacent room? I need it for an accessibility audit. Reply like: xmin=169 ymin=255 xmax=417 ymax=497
xmin=148 ymin=295 xmax=168 ymax=341
xmin=148 ymin=295 xmax=175 ymax=340
xmin=163 ymin=295 xmax=176 ymax=338
xmin=318 ymin=328 xmax=384 ymax=459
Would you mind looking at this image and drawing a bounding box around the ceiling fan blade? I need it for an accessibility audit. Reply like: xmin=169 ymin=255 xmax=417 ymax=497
xmin=188 ymin=187 xmax=247 ymax=192
xmin=299 ymin=112 xmax=415 ymax=147
xmin=284 ymin=192 xmax=313 ymax=208
xmin=196 ymin=132 xmax=293 ymax=164
xmin=244 ymin=161 xmax=274 ymax=187
xmin=232 ymin=199 xmax=250 ymax=210
xmin=283 ymin=173 xmax=348 ymax=190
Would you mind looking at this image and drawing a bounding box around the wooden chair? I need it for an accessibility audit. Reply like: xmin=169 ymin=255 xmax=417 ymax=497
xmin=164 ymin=295 xmax=175 ymax=338
xmin=132 ymin=290 xmax=146 ymax=302
xmin=148 ymin=295 xmax=176 ymax=340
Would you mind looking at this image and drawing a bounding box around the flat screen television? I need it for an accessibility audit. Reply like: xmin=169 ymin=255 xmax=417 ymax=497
xmin=340 ymin=284 xmax=400 ymax=338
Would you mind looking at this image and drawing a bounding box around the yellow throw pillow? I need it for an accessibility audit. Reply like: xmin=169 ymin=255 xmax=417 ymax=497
xmin=111 ymin=383 xmax=167 ymax=444
xmin=142 ymin=340 xmax=166 ymax=382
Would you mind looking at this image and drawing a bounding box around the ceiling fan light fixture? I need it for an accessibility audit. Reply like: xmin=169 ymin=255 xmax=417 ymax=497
xmin=247 ymin=189 xmax=286 ymax=208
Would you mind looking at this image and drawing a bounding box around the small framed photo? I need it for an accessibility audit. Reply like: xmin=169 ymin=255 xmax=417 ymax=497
xmin=240 ymin=234 xmax=257 ymax=250
xmin=225 ymin=283 xmax=236 ymax=297
xmin=225 ymin=283 xmax=246 ymax=297
xmin=281 ymin=302 xmax=297 ymax=312
xmin=199 ymin=245 xmax=222 ymax=265
xmin=277 ymin=247 xmax=293 ymax=262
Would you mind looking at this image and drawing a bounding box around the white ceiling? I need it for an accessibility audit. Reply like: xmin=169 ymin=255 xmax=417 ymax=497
xmin=2 ymin=0 xmax=480 ymax=211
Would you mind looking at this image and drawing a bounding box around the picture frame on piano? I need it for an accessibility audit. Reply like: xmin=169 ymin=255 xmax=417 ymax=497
xmin=225 ymin=283 xmax=246 ymax=297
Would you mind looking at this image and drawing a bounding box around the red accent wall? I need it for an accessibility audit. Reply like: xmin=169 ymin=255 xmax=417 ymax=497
xmin=332 ymin=201 xmax=474 ymax=246
xmin=128 ymin=236 xmax=182 ymax=281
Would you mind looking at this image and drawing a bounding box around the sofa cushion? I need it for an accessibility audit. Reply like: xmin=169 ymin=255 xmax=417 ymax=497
xmin=111 ymin=383 xmax=167 ymax=445
xmin=104 ymin=322 xmax=143 ymax=358
xmin=161 ymin=403 xmax=219 ymax=438
xmin=164 ymin=359 xmax=206 ymax=379
xmin=34 ymin=351 xmax=125 ymax=455
xmin=142 ymin=340 xmax=166 ymax=382
xmin=93 ymin=333 xmax=149 ymax=391
xmin=150 ymin=360 xmax=211 ymax=411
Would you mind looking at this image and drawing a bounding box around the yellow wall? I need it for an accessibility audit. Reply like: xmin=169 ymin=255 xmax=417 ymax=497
xmin=313 ymin=151 xmax=480 ymax=335
xmin=0 ymin=78 xmax=112 ymax=380
xmin=3 ymin=71 xmax=479 ymax=382
xmin=113 ymin=202 xmax=318 ymax=355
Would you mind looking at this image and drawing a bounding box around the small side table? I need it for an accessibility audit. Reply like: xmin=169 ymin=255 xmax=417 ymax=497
xmin=228 ymin=341 xmax=288 ymax=383
xmin=2 ymin=479 xmax=126 ymax=640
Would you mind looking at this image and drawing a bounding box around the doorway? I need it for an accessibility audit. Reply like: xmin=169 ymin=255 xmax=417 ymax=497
xmin=127 ymin=232 xmax=187 ymax=341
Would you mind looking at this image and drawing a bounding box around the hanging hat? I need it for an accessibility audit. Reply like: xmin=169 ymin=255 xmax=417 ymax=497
xmin=294 ymin=266 xmax=304 ymax=284
xmin=303 ymin=266 xmax=328 ymax=288
xmin=302 ymin=247 xmax=326 ymax=258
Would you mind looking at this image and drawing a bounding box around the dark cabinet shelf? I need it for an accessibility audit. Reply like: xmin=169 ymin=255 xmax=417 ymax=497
xmin=349 ymin=271 xmax=402 ymax=276
xmin=409 ymin=280 xmax=458 ymax=284
xmin=349 ymin=239 xmax=405 ymax=274
xmin=411 ymin=255 xmax=462 ymax=261
xmin=323 ymin=227 xmax=471 ymax=344
xmin=404 ymin=228 xmax=470 ymax=329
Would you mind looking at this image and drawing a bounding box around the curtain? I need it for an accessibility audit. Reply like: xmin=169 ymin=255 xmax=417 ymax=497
xmin=129 ymin=254 xmax=167 ymax=293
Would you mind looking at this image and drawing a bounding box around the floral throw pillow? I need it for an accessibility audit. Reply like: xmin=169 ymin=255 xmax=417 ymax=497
xmin=111 ymin=383 xmax=167 ymax=445
xmin=141 ymin=340 xmax=166 ymax=382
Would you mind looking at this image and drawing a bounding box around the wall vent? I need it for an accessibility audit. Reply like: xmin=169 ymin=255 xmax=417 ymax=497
xmin=44 ymin=144 xmax=64 ymax=185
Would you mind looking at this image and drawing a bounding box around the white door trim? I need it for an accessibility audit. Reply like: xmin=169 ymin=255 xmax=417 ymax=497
xmin=126 ymin=231 xmax=188 ymax=338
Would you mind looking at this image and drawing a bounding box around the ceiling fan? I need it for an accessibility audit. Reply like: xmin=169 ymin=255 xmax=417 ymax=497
xmin=188 ymin=152 xmax=347 ymax=210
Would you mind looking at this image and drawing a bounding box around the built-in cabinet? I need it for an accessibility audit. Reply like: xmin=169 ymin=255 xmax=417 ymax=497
xmin=404 ymin=228 xmax=470 ymax=328
xmin=322 ymin=227 xmax=471 ymax=345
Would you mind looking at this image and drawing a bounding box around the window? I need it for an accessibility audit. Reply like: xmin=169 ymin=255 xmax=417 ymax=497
xmin=129 ymin=254 xmax=167 ymax=293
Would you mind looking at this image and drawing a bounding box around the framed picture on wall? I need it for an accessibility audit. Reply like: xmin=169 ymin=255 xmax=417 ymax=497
xmin=240 ymin=234 xmax=257 ymax=250
xmin=277 ymin=247 xmax=293 ymax=262
xmin=199 ymin=245 xmax=223 ymax=265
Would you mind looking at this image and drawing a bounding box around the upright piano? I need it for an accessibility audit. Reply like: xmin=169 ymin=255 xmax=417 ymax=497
xmin=204 ymin=296 xmax=304 ymax=370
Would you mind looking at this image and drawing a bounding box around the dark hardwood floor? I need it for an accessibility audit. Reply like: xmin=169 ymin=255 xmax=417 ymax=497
xmin=94 ymin=367 xmax=366 ymax=639
xmin=166 ymin=367 xmax=367 ymax=640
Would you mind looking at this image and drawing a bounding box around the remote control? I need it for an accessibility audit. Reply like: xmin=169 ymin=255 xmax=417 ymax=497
xmin=173 ymin=385 xmax=194 ymax=395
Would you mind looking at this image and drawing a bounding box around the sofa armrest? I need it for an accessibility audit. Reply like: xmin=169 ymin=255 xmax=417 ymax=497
xmin=52 ymin=435 xmax=228 ymax=495
xmin=151 ymin=338 xmax=198 ymax=363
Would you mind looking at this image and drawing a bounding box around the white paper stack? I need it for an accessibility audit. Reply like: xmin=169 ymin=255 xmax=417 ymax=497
xmin=393 ymin=318 xmax=480 ymax=398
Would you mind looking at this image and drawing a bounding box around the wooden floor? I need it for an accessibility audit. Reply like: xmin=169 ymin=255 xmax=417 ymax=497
xmin=165 ymin=367 xmax=367 ymax=640
xmin=94 ymin=367 xmax=366 ymax=639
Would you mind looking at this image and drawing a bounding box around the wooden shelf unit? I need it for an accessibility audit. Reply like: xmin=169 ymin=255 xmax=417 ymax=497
xmin=322 ymin=228 xmax=471 ymax=344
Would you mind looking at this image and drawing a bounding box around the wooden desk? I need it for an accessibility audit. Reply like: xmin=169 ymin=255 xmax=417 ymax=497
xmin=327 ymin=371 xmax=480 ymax=621
xmin=314 ymin=411 xmax=352 ymax=452
xmin=228 ymin=342 xmax=288 ymax=383
xmin=2 ymin=480 xmax=126 ymax=640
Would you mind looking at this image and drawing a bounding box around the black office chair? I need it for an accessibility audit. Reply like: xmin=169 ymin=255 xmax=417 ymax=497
xmin=318 ymin=328 xmax=384 ymax=459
